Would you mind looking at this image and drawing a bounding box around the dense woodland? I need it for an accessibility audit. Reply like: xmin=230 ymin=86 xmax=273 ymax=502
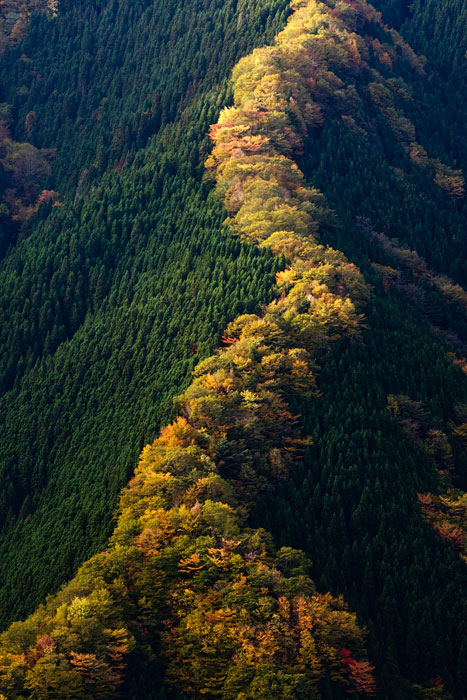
xmin=0 ymin=0 xmax=466 ymax=698
xmin=0 ymin=0 xmax=292 ymax=624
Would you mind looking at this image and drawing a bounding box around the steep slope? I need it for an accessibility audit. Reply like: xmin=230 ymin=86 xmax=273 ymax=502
xmin=373 ymin=0 xmax=467 ymax=193
xmin=0 ymin=0 xmax=56 ymax=50
xmin=0 ymin=0 xmax=290 ymax=625
xmin=373 ymin=0 xmax=467 ymax=74
xmin=209 ymin=0 xmax=467 ymax=694
xmin=0 ymin=159 xmax=373 ymax=697
xmin=0 ymin=13 xmax=376 ymax=690
xmin=1 ymin=1 xmax=466 ymax=699
xmin=235 ymin=0 xmax=467 ymax=696
xmin=0 ymin=1 xmax=57 ymax=256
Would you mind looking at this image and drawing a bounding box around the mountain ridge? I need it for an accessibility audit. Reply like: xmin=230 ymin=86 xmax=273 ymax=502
xmin=0 ymin=0 xmax=466 ymax=697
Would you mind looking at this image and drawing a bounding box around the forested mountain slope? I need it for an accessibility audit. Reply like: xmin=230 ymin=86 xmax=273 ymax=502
xmin=374 ymin=0 xmax=467 ymax=74
xmin=0 ymin=0 xmax=466 ymax=698
xmin=374 ymin=0 xmax=467 ymax=191
xmin=0 ymin=36 xmax=377 ymax=691
xmin=0 ymin=0 xmax=290 ymax=625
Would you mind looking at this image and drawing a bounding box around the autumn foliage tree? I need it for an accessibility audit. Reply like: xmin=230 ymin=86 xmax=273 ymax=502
xmin=0 ymin=1 xmax=380 ymax=686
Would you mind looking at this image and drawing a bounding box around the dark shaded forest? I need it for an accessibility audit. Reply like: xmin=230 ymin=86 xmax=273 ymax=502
xmin=0 ymin=0 xmax=466 ymax=698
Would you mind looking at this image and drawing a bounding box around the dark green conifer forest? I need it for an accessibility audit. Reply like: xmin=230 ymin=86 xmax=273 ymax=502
xmin=0 ymin=0 xmax=466 ymax=698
